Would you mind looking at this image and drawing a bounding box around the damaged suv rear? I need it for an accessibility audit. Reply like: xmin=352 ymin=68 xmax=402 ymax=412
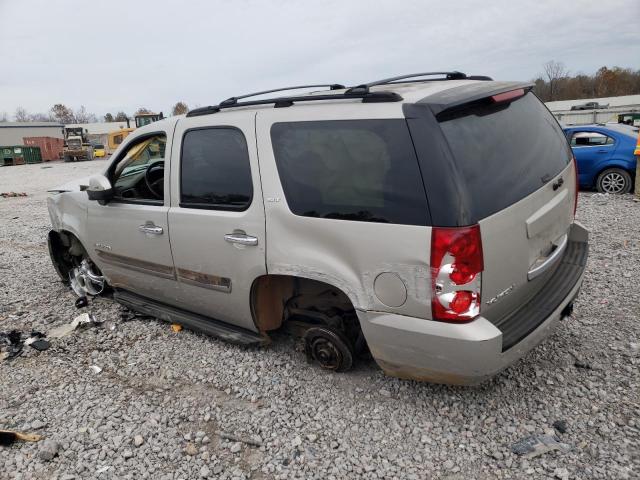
xmin=47 ymin=72 xmax=588 ymax=384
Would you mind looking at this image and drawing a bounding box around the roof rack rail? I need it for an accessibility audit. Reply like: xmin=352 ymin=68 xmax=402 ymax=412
xmin=186 ymin=89 xmax=402 ymax=117
xmin=220 ymin=84 xmax=346 ymax=107
xmin=346 ymin=71 xmax=491 ymax=94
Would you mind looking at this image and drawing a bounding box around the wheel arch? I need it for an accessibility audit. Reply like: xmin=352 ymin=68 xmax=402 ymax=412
xmin=250 ymin=274 xmax=359 ymax=334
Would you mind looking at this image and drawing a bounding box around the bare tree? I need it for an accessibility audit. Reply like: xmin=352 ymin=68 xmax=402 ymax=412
xmin=14 ymin=107 xmax=30 ymax=122
xmin=135 ymin=107 xmax=153 ymax=115
xmin=30 ymin=112 xmax=53 ymax=121
xmin=74 ymin=105 xmax=97 ymax=124
xmin=543 ymin=60 xmax=569 ymax=101
xmin=114 ymin=111 xmax=129 ymax=122
xmin=171 ymin=101 xmax=189 ymax=116
xmin=104 ymin=113 xmax=114 ymax=122
xmin=51 ymin=104 xmax=75 ymax=124
xmin=0 ymin=112 xmax=8 ymax=122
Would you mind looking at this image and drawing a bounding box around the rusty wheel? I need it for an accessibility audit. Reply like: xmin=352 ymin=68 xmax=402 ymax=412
xmin=304 ymin=327 xmax=354 ymax=372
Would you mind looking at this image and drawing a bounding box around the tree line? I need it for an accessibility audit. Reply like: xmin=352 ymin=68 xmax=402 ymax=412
xmin=0 ymin=102 xmax=190 ymax=123
xmin=532 ymin=61 xmax=640 ymax=102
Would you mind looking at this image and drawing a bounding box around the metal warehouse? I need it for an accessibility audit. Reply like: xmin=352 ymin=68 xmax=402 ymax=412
xmin=0 ymin=122 xmax=64 ymax=145
xmin=546 ymin=94 xmax=640 ymax=126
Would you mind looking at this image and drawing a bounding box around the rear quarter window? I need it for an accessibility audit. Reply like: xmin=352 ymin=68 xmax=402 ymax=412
xmin=270 ymin=120 xmax=430 ymax=226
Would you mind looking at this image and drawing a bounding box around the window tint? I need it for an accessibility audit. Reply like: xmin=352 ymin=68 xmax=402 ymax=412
xmin=571 ymin=131 xmax=613 ymax=146
xmin=435 ymin=92 xmax=571 ymax=222
xmin=112 ymin=134 xmax=166 ymax=202
xmin=270 ymin=120 xmax=429 ymax=225
xmin=180 ymin=128 xmax=253 ymax=210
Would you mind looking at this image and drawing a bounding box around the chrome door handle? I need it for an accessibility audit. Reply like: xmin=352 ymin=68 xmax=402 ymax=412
xmin=224 ymin=233 xmax=258 ymax=246
xmin=139 ymin=223 xmax=164 ymax=235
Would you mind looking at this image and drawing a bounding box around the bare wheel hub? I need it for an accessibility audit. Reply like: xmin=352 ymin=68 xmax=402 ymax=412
xmin=304 ymin=327 xmax=354 ymax=372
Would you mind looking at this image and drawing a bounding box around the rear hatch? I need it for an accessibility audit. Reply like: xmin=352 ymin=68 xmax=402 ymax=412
xmin=406 ymin=86 xmax=576 ymax=336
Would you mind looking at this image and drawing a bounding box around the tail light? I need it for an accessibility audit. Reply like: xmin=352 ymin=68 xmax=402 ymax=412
xmin=572 ymin=156 xmax=579 ymax=217
xmin=431 ymin=225 xmax=483 ymax=322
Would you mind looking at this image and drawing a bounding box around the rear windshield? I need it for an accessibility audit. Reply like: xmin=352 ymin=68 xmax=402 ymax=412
xmin=270 ymin=120 xmax=430 ymax=225
xmin=438 ymin=92 xmax=572 ymax=221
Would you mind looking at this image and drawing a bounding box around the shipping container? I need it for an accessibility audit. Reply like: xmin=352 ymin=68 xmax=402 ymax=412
xmin=1 ymin=145 xmax=42 ymax=166
xmin=23 ymin=136 xmax=64 ymax=161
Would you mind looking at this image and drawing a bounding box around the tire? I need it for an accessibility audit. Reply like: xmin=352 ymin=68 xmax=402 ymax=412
xmin=596 ymin=168 xmax=632 ymax=194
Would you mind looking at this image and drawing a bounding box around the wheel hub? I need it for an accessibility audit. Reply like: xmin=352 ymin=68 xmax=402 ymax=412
xmin=69 ymin=259 xmax=105 ymax=296
xmin=310 ymin=337 xmax=342 ymax=370
xmin=601 ymin=172 xmax=625 ymax=193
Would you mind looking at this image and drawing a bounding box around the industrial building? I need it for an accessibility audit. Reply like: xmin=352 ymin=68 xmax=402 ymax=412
xmin=0 ymin=122 xmax=64 ymax=145
xmin=546 ymin=94 xmax=640 ymax=126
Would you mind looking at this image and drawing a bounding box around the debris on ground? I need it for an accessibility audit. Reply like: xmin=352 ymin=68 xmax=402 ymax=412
xmin=48 ymin=313 xmax=102 ymax=339
xmin=75 ymin=296 xmax=88 ymax=309
xmin=0 ymin=430 xmax=43 ymax=446
xmin=89 ymin=365 xmax=102 ymax=374
xmin=217 ymin=431 xmax=263 ymax=447
xmin=171 ymin=324 xmax=183 ymax=333
xmin=511 ymin=434 xmax=571 ymax=458
xmin=0 ymin=330 xmax=24 ymax=360
xmin=553 ymin=419 xmax=569 ymax=434
xmin=0 ymin=192 xmax=28 ymax=198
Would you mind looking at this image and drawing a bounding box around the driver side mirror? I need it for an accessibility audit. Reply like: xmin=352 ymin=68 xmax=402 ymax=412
xmin=86 ymin=175 xmax=114 ymax=204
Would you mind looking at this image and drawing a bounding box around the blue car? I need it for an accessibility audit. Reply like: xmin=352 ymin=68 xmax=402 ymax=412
xmin=564 ymin=124 xmax=638 ymax=194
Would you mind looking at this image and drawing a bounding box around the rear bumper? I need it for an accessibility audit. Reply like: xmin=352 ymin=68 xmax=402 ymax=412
xmin=358 ymin=222 xmax=589 ymax=385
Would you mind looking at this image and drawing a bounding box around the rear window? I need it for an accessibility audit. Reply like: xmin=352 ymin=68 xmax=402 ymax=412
xmin=270 ymin=120 xmax=430 ymax=225
xmin=437 ymin=92 xmax=572 ymax=221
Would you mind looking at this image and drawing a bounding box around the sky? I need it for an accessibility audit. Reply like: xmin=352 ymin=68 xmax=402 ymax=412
xmin=0 ymin=0 xmax=638 ymax=119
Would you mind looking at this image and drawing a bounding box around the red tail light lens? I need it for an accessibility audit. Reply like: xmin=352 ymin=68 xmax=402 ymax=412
xmin=490 ymin=88 xmax=525 ymax=104
xmin=572 ymin=156 xmax=579 ymax=217
xmin=431 ymin=225 xmax=483 ymax=322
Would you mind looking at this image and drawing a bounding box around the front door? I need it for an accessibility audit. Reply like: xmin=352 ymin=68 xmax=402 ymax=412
xmin=87 ymin=129 xmax=180 ymax=304
xmin=167 ymin=112 xmax=266 ymax=332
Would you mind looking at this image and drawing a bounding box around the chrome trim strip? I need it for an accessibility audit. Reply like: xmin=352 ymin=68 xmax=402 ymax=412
xmin=527 ymin=234 xmax=568 ymax=281
xmin=176 ymin=268 xmax=232 ymax=293
xmin=95 ymin=250 xmax=176 ymax=280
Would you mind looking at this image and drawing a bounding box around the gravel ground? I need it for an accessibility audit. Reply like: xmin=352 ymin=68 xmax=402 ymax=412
xmin=0 ymin=160 xmax=639 ymax=480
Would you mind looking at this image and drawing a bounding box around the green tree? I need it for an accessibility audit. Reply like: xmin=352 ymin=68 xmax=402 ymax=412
xmin=114 ymin=112 xmax=129 ymax=122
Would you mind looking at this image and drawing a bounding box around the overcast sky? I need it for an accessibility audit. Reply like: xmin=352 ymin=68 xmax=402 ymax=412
xmin=0 ymin=0 xmax=638 ymax=119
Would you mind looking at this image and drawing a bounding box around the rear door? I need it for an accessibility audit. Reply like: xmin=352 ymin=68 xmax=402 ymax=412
xmin=421 ymin=91 xmax=576 ymax=324
xmin=167 ymin=112 xmax=266 ymax=332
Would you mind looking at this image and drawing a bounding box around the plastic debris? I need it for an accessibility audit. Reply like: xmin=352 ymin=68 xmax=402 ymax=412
xmin=0 ymin=430 xmax=43 ymax=446
xmin=171 ymin=324 xmax=183 ymax=333
xmin=48 ymin=313 xmax=101 ymax=339
xmin=511 ymin=434 xmax=571 ymax=458
xmin=89 ymin=365 xmax=102 ymax=374
xmin=0 ymin=330 xmax=24 ymax=360
xmin=75 ymin=296 xmax=88 ymax=309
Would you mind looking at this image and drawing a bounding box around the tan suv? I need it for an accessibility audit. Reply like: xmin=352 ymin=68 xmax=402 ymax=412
xmin=47 ymin=72 xmax=589 ymax=385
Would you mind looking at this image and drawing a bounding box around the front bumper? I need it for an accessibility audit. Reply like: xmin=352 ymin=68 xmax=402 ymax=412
xmin=357 ymin=222 xmax=589 ymax=385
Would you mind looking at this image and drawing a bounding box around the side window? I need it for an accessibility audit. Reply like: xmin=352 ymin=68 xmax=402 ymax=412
xmin=180 ymin=128 xmax=253 ymax=210
xmin=113 ymin=134 xmax=123 ymax=145
xmin=270 ymin=120 xmax=429 ymax=226
xmin=111 ymin=133 xmax=166 ymax=203
xmin=571 ymin=131 xmax=612 ymax=146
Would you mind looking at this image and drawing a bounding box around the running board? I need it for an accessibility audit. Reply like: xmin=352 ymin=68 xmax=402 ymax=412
xmin=114 ymin=290 xmax=268 ymax=346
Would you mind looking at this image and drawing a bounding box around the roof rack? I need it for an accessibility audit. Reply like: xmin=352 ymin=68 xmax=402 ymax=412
xmin=219 ymin=84 xmax=346 ymax=107
xmin=186 ymin=89 xmax=402 ymax=117
xmin=345 ymin=71 xmax=491 ymax=94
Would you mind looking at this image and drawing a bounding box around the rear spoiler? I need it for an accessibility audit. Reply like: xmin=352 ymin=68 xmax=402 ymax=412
xmin=416 ymin=81 xmax=535 ymax=117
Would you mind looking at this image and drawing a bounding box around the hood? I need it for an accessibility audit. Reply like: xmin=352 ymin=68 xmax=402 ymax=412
xmin=48 ymin=175 xmax=93 ymax=193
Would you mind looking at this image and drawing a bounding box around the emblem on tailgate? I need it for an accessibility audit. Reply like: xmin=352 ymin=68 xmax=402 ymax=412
xmin=486 ymin=284 xmax=515 ymax=305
